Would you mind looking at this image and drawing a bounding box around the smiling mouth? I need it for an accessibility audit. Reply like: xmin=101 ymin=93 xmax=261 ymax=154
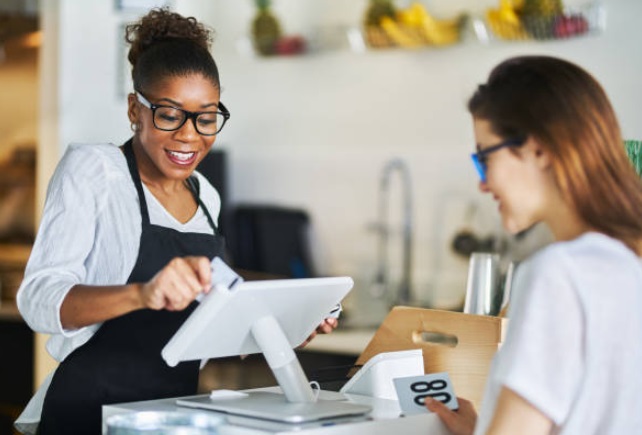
xmin=166 ymin=150 xmax=197 ymax=166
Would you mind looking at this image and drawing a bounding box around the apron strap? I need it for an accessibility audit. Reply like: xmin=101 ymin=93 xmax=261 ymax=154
xmin=186 ymin=176 xmax=219 ymax=235
xmin=123 ymin=138 xmax=151 ymax=225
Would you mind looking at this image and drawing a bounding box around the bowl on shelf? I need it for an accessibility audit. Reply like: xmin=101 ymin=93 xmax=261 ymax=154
xmin=475 ymin=2 xmax=605 ymax=43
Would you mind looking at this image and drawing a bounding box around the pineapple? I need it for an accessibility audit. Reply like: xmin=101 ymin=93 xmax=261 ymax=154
xmin=364 ymin=0 xmax=398 ymax=48
xmin=364 ymin=0 xmax=397 ymax=26
xmin=521 ymin=0 xmax=563 ymax=16
xmin=252 ymin=0 xmax=282 ymax=55
xmin=520 ymin=0 xmax=564 ymax=39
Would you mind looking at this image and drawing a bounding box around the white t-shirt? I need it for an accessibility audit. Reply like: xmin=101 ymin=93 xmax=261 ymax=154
xmin=475 ymin=232 xmax=642 ymax=434
xmin=15 ymin=142 xmax=221 ymax=433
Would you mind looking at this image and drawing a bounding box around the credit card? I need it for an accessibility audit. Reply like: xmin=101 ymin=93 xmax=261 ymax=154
xmin=211 ymin=256 xmax=243 ymax=290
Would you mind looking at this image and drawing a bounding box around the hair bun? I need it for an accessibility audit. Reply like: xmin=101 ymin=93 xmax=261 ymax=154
xmin=125 ymin=7 xmax=213 ymax=67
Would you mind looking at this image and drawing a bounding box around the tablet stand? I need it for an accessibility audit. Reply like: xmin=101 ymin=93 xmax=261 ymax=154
xmin=251 ymin=315 xmax=315 ymax=403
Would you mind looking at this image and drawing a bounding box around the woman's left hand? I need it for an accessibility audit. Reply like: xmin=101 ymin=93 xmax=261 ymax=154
xmin=425 ymin=396 xmax=477 ymax=435
xmin=297 ymin=317 xmax=339 ymax=348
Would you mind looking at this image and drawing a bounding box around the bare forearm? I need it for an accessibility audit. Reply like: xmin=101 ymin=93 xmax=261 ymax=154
xmin=60 ymin=283 xmax=144 ymax=329
xmin=486 ymin=387 xmax=552 ymax=435
xmin=59 ymin=256 xmax=213 ymax=330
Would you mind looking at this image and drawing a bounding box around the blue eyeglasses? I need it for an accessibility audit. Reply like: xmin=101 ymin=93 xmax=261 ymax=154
xmin=471 ymin=138 xmax=525 ymax=182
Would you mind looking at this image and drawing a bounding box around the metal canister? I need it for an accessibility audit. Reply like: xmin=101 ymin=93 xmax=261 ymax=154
xmin=463 ymin=252 xmax=502 ymax=316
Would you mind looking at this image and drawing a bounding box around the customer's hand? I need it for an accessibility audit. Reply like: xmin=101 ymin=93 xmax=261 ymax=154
xmin=297 ymin=317 xmax=339 ymax=348
xmin=425 ymin=396 xmax=477 ymax=435
xmin=140 ymin=256 xmax=212 ymax=311
xmin=317 ymin=317 xmax=339 ymax=334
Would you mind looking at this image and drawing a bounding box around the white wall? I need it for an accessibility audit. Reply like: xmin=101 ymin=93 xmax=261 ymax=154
xmin=42 ymin=0 xmax=642 ymax=317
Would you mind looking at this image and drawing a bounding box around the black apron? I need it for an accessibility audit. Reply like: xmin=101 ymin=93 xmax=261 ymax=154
xmin=38 ymin=140 xmax=225 ymax=434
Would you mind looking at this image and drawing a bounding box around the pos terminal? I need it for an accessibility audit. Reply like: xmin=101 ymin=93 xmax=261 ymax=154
xmin=161 ymin=258 xmax=372 ymax=424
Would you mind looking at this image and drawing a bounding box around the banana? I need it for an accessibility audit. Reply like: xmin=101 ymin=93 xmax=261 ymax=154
xmin=379 ymin=16 xmax=424 ymax=48
xmin=498 ymin=0 xmax=520 ymax=26
xmin=410 ymin=2 xmax=462 ymax=46
xmin=396 ymin=8 xmax=422 ymax=27
xmin=486 ymin=0 xmax=528 ymax=40
xmin=508 ymin=0 xmax=525 ymax=11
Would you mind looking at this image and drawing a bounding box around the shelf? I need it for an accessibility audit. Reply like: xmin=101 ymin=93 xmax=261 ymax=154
xmin=236 ymin=24 xmax=358 ymax=59
xmin=473 ymin=2 xmax=605 ymax=43
xmin=300 ymin=328 xmax=376 ymax=356
xmin=0 ymin=243 xmax=31 ymax=266
xmin=0 ymin=243 xmax=30 ymax=305
xmin=0 ymin=302 xmax=22 ymax=321
xmin=236 ymin=3 xmax=607 ymax=59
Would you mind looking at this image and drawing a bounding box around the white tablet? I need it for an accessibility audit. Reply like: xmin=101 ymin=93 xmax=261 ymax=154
xmin=162 ymin=276 xmax=353 ymax=367
xmin=162 ymin=276 xmax=374 ymax=422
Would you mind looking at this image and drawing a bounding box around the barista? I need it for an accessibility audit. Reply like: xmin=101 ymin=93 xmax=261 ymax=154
xmin=15 ymin=9 xmax=336 ymax=435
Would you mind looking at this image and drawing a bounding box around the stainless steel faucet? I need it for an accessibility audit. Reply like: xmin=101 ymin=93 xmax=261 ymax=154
xmin=373 ymin=158 xmax=413 ymax=306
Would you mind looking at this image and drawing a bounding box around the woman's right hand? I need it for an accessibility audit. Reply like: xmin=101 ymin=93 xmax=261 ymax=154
xmin=139 ymin=256 xmax=212 ymax=311
xmin=425 ymin=396 xmax=477 ymax=435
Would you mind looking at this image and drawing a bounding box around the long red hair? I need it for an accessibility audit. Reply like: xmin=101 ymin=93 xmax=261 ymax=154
xmin=468 ymin=56 xmax=642 ymax=254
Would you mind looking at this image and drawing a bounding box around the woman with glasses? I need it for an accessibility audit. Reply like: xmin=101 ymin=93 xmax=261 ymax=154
xmin=426 ymin=56 xmax=642 ymax=434
xmin=15 ymin=8 xmax=336 ymax=435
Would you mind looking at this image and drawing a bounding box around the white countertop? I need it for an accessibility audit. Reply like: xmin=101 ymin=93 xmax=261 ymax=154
xmin=103 ymin=387 xmax=449 ymax=435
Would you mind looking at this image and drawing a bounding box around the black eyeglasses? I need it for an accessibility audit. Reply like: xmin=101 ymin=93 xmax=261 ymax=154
xmin=135 ymin=91 xmax=230 ymax=136
xmin=471 ymin=138 xmax=525 ymax=182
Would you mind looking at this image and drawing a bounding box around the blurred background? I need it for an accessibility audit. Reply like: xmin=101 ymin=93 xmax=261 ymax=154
xmin=0 ymin=1 xmax=640 ymax=430
xmin=3 ymin=0 xmax=634 ymax=313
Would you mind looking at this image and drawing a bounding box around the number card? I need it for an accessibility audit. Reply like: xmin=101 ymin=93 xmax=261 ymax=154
xmin=393 ymin=372 xmax=459 ymax=415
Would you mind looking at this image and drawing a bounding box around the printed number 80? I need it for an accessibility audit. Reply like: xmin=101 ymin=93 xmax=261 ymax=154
xmin=411 ymin=380 xmax=451 ymax=406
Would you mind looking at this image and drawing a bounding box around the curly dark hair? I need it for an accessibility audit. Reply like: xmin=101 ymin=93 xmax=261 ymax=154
xmin=125 ymin=8 xmax=219 ymax=92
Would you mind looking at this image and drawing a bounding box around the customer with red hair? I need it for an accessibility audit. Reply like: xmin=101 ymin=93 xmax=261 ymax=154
xmin=427 ymin=56 xmax=642 ymax=434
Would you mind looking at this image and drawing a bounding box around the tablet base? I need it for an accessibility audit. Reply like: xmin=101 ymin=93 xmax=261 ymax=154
xmin=176 ymin=390 xmax=372 ymax=424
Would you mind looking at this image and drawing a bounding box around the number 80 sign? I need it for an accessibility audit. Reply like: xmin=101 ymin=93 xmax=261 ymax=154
xmin=393 ymin=372 xmax=459 ymax=415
